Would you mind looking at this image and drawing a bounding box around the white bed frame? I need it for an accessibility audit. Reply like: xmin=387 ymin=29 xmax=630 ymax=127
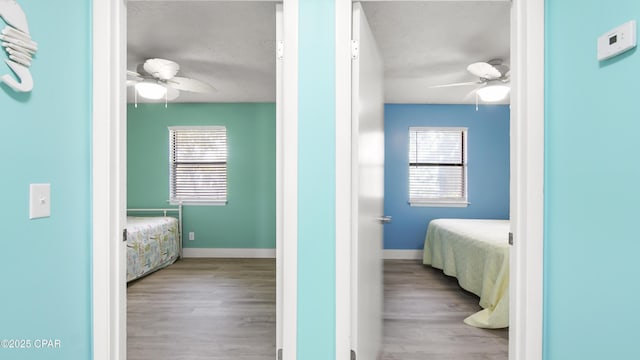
xmin=126 ymin=205 xmax=183 ymax=259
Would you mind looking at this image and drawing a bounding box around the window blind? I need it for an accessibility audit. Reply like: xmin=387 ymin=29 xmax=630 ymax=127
xmin=169 ymin=126 xmax=227 ymax=204
xmin=408 ymin=127 xmax=467 ymax=204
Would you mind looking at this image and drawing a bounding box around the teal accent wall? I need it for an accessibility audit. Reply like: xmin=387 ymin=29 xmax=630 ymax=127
xmin=297 ymin=0 xmax=336 ymax=358
xmin=127 ymin=103 xmax=276 ymax=249
xmin=0 ymin=1 xmax=92 ymax=359
xmin=545 ymin=2 xmax=640 ymax=359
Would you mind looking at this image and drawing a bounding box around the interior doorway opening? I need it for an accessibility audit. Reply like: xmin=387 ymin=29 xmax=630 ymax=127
xmin=348 ymin=1 xmax=518 ymax=359
xmin=124 ymin=2 xmax=282 ymax=359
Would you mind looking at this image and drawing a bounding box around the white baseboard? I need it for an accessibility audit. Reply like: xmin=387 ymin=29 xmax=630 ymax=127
xmin=182 ymin=248 xmax=276 ymax=258
xmin=383 ymin=249 xmax=424 ymax=260
xmin=183 ymin=248 xmax=421 ymax=260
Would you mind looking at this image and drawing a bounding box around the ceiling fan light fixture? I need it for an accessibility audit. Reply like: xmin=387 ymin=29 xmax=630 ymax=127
xmin=476 ymin=85 xmax=510 ymax=102
xmin=135 ymin=81 xmax=167 ymax=100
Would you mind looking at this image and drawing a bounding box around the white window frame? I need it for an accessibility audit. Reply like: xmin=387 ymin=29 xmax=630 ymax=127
xmin=408 ymin=126 xmax=468 ymax=207
xmin=169 ymin=125 xmax=228 ymax=206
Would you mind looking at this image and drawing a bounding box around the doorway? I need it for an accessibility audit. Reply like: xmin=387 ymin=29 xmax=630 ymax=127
xmin=337 ymin=1 xmax=544 ymax=359
xmin=125 ymin=2 xmax=281 ymax=359
xmin=371 ymin=1 xmax=508 ymax=357
xmin=93 ymin=1 xmax=287 ymax=359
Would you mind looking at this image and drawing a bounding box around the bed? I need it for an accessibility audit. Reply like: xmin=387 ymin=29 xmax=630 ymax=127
xmin=422 ymin=218 xmax=510 ymax=329
xmin=126 ymin=207 xmax=183 ymax=282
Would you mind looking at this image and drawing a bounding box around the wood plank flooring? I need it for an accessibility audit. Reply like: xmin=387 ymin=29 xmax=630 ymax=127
xmin=380 ymin=260 xmax=508 ymax=360
xmin=127 ymin=258 xmax=507 ymax=360
xmin=127 ymin=258 xmax=276 ymax=360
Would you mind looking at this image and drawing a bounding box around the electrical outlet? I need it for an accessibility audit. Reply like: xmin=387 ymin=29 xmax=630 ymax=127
xmin=188 ymin=232 xmax=195 ymax=241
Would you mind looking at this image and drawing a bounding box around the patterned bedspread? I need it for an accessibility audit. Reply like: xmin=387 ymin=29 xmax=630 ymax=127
xmin=127 ymin=216 xmax=180 ymax=282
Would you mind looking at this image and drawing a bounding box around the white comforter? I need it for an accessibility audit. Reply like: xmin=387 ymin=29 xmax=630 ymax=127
xmin=423 ymin=219 xmax=510 ymax=328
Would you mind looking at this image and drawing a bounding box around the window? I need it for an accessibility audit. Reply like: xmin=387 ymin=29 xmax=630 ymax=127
xmin=169 ymin=126 xmax=227 ymax=205
xmin=408 ymin=127 xmax=467 ymax=206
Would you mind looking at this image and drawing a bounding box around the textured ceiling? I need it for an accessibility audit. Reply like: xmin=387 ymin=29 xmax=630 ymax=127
xmin=362 ymin=1 xmax=511 ymax=104
xmin=127 ymin=1 xmax=510 ymax=104
xmin=127 ymin=1 xmax=277 ymax=103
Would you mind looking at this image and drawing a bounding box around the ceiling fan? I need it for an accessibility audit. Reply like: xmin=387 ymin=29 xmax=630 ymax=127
xmin=127 ymin=58 xmax=216 ymax=104
xmin=431 ymin=59 xmax=510 ymax=102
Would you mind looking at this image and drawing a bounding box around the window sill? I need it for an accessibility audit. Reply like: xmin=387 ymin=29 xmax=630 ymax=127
xmin=170 ymin=200 xmax=227 ymax=206
xmin=408 ymin=201 xmax=469 ymax=208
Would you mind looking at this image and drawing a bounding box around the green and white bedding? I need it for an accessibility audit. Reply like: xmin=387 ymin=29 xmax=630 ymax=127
xmin=423 ymin=218 xmax=510 ymax=329
xmin=127 ymin=216 xmax=180 ymax=282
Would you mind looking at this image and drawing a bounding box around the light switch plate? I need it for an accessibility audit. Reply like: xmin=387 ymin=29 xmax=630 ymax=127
xmin=29 ymin=183 xmax=51 ymax=219
xmin=597 ymin=20 xmax=637 ymax=61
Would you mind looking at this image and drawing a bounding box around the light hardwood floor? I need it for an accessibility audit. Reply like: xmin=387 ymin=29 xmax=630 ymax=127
xmin=127 ymin=258 xmax=276 ymax=360
xmin=380 ymin=260 xmax=508 ymax=360
xmin=127 ymin=258 xmax=507 ymax=360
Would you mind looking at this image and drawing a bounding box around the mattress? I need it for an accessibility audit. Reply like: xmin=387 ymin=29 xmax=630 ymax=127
xmin=126 ymin=216 xmax=180 ymax=282
xmin=423 ymin=218 xmax=510 ymax=328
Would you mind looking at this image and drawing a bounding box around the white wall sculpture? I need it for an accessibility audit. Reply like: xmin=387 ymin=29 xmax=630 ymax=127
xmin=0 ymin=0 xmax=36 ymax=92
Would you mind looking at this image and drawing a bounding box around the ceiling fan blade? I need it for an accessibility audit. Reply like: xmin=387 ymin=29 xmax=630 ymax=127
xmin=167 ymin=76 xmax=216 ymax=93
xmin=127 ymin=70 xmax=143 ymax=81
xmin=136 ymin=63 xmax=150 ymax=77
xmin=166 ymin=86 xmax=180 ymax=101
xmin=494 ymin=65 xmax=510 ymax=78
xmin=143 ymin=58 xmax=180 ymax=81
xmin=430 ymin=81 xmax=482 ymax=89
xmin=464 ymin=87 xmax=481 ymax=101
xmin=467 ymin=62 xmax=502 ymax=80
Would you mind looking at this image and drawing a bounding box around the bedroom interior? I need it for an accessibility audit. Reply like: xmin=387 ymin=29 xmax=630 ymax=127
xmin=363 ymin=1 xmax=512 ymax=358
xmin=125 ymin=1 xmax=279 ymax=263
xmin=125 ymin=1 xmax=279 ymax=359
xmin=125 ymin=0 xmax=510 ymax=359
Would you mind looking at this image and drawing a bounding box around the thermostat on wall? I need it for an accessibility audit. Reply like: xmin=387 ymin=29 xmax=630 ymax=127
xmin=597 ymin=20 xmax=636 ymax=61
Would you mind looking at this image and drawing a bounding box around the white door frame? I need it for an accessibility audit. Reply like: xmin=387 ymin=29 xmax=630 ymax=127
xmin=509 ymin=0 xmax=544 ymax=359
xmin=281 ymin=1 xmax=300 ymax=358
xmin=92 ymin=0 xmax=127 ymax=359
xmin=91 ymin=1 xmax=299 ymax=360
xmin=335 ymin=1 xmax=353 ymax=358
xmin=335 ymin=1 xmax=544 ymax=360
